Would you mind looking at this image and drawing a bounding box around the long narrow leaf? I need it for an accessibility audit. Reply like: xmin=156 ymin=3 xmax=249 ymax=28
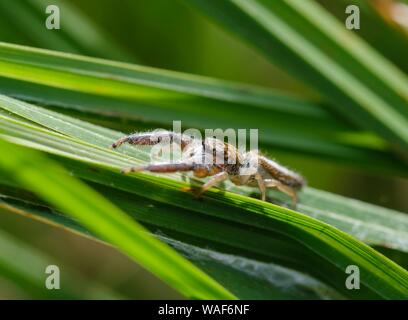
xmin=0 ymin=42 xmax=404 ymax=175
xmin=1 ymin=97 xmax=408 ymax=255
xmin=1 ymin=95 xmax=408 ymax=299
xmin=0 ymin=196 xmax=342 ymax=300
xmin=187 ymin=0 xmax=408 ymax=154
xmin=0 ymin=139 xmax=236 ymax=300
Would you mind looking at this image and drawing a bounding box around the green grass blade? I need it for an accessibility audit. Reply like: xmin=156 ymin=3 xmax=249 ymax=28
xmin=0 ymin=178 xmax=357 ymax=298
xmin=328 ymin=0 xmax=408 ymax=74
xmin=1 ymin=95 xmax=408 ymax=299
xmin=0 ymin=42 xmax=404 ymax=174
xmin=160 ymin=234 xmax=344 ymax=300
xmin=1 ymin=97 xmax=408 ymax=255
xmin=0 ymin=139 xmax=236 ymax=300
xmin=187 ymin=0 xmax=408 ymax=153
xmin=0 ymin=196 xmax=343 ymax=299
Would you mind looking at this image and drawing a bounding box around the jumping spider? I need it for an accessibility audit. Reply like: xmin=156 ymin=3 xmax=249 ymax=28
xmin=111 ymin=130 xmax=305 ymax=207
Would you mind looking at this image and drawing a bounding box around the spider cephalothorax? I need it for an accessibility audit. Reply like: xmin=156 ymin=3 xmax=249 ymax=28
xmin=112 ymin=130 xmax=305 ymax=206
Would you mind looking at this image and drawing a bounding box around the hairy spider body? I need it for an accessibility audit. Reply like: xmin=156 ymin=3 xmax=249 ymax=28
xmin=112 ymin=130 xmax=305 ymax=206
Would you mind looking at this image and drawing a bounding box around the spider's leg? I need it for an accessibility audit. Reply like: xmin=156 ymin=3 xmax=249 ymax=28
xmin=264 ymin=179 xmax=298 ymax=208
xmin=197 ymin=171 xmax=228 ymax=195
xmin=111 ymin=135 xmax=131 ymax=149
xmin=278 ymin=184 xmax=298 ymax=208
xmin=121 ymin=163 xmax=195 ymax=174
xmin=111 ymin=131 xmax=192 ymax=149
xmin=255 ymin=173 xmax=267 ymax=201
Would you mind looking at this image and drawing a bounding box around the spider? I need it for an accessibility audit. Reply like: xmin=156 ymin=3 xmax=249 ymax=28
xmin=111 ymin=130 xmax=305 ymax=207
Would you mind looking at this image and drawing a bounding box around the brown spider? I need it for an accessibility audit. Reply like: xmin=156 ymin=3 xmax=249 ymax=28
xmin=111 ymin=130 xmax=305 ymax=207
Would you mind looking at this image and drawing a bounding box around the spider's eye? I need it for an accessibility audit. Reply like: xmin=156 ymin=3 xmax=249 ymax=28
xmin=246 ymin=162 xmax=250 ymax=168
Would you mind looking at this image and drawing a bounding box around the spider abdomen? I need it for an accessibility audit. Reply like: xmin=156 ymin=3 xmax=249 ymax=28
xmin=259 ymin=156 xmax=305 ymax=189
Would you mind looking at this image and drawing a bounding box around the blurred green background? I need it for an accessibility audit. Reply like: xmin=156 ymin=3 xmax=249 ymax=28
xmin=0 ymin=0 xmax=407 ymax=299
